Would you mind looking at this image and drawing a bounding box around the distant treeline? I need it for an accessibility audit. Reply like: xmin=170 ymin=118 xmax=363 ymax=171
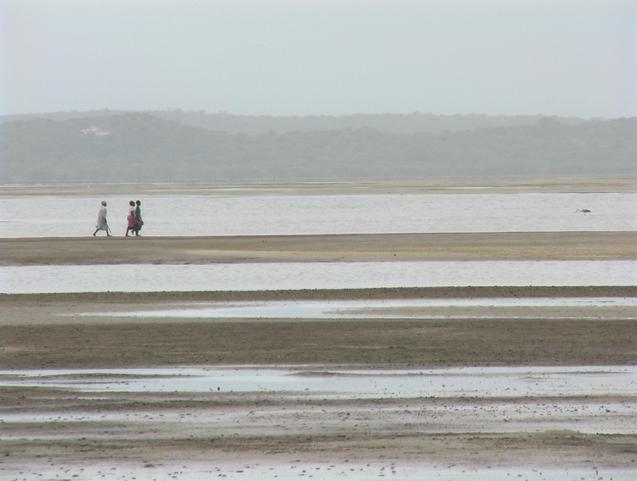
xmin=1 ymin=111 xmax=635 ymax=183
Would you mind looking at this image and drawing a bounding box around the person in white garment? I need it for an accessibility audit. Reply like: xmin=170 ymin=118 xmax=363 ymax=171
xmin=93 ymin=200 xmax=112 ymax=237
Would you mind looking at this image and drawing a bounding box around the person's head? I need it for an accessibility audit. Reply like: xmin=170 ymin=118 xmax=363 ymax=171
xmin=129 ymin=200 xmax=134 ymax=206
xmin=101 ymin=201 xmax=107 ymax=206
xmin=136 ymin=200 xmax=141 ymax=206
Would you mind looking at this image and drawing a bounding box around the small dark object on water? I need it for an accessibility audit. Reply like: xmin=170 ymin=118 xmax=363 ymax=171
xmin=577 ymin=209 xmax=591 ymax=214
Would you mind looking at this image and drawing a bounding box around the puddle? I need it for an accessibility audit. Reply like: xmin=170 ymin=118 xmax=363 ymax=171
xmin=1 ymin=365 xmax=634 ymax=399
xmin=2 ymin=260 xmax=636 ymax=293
xmin=82 ymin=297 xmax=637 ymax=319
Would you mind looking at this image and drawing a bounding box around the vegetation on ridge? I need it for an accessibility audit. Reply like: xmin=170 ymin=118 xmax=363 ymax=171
xmin=1 ymin=112 xmax=634 ymax=182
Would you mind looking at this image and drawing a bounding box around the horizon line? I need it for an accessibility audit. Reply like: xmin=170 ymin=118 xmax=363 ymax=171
xmin=1 ymin=109 xmax=634 ymax=120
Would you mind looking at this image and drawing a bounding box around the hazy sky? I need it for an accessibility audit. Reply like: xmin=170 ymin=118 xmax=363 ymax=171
xmin=1 ymin=0 xmax=635 ymax=117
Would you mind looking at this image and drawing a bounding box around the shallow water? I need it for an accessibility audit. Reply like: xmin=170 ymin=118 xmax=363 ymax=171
xmin=1 ymin=260 xmax=635 ymax=294
xmin=2 ymin=462 xmax=634 ymax=481
xmin=87 ymin=297 xmax=637 ymax=320
xmin=1 ymin=192 xmax=635 ymax=237
xmin=3 ymin=365 xmax=635 ymax=480
xmin=1 ymin=365 xmax=634 ymax=399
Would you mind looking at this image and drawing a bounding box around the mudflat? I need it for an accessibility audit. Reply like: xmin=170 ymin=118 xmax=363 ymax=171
xmin=2 ymin=284 xmax=636 ymax=475
xmin=1 ymin=298 xmax=636 ymax=369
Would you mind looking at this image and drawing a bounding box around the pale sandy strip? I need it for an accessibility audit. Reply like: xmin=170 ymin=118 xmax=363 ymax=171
xmin=2 ymin=231 xmax=636 ymax=265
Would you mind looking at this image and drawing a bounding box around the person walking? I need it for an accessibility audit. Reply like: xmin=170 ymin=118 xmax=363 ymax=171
xmin=133 ymin=200 xmax=144 ymax=236
xmin=125 ymin=200 xmax=136 ymax=237
xmin=93 ymin=201 xmax=112 ymax=237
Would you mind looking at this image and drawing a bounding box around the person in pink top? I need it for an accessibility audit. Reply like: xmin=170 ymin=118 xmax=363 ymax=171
xmin=125 ymin=200 xmax=136 ymax=237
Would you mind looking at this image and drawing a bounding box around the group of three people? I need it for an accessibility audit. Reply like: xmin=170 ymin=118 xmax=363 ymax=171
xmin=93 ymin=200 xmax=143 ymax=237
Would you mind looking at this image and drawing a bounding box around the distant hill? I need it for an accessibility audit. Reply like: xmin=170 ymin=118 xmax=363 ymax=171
xmin=0 ymin=110 xmax=588 ymax=134
xmin=0 ymin=111 xmax=635 ymax=183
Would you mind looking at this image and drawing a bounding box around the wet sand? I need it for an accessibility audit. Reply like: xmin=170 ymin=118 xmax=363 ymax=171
xmin=1 ymin=286 xmax=636 ymax=478
xmin=2 ymin=306 xmax=636 ymax=369
xmin=2 ymin=384 xmax=636 ymax=469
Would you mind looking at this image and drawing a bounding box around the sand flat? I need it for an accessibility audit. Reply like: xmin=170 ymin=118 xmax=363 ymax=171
xmin=2 ymin=177 xmax=636 ymax=196
xmin=2 ymin=231 xmax=637 ymax=265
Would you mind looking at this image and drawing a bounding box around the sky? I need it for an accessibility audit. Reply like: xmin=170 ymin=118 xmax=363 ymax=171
xmin=1 ymin=0 xmax=635 ymax=117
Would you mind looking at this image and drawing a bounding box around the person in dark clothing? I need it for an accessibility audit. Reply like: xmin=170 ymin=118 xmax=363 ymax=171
xmin=134 ymin=200 xmax=144 ymax=236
